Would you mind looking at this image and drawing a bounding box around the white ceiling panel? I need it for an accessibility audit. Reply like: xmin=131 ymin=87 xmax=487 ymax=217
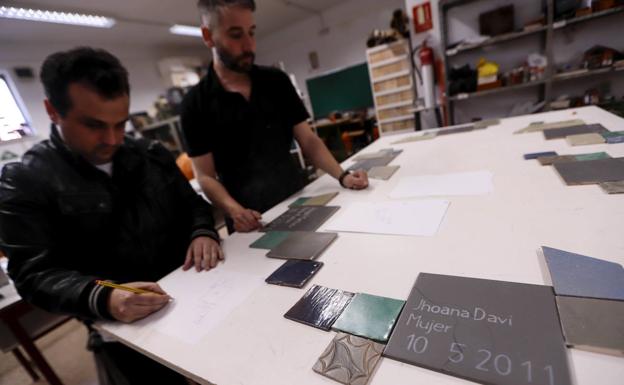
xmin=1 ymin=0 xmax=345 ymax=48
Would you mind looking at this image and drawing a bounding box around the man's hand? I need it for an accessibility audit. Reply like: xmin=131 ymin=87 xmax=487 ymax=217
xmin=342 ymin=170 xmax=369 ymax=190
xmin=228 ymin=204 xmax=263 ymax=232
xmin=108 ymin=282 xmax=171 ymax=323
xmin=183 ymin=236 xmax=224 ymax=272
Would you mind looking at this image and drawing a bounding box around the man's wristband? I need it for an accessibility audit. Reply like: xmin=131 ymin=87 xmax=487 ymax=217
xmin=338 ymin=170 xmax=352 ymax=188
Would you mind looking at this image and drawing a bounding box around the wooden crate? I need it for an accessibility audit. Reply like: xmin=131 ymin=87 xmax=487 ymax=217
xmin=371 ymin=60 xmax=410 ymax=78
xmin=377 ymin=105 xmax=413 ymax=120
xmin=380 ymin=118 xmax=415 ymax=132
xmin=373 ymin=75 xmax=411 ymax=93
xmin=368 ymin=42 xmax=409 ymax=64
xmin=376 ymin=89 xmax=413 ymax=107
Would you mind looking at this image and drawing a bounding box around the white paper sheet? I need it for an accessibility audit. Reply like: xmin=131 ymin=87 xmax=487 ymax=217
xmin=101 ymin=268 xmax=262 ymax=345
xmin=389 ymin=170 xmax=493 ymax=198
xmin=154 ymin=268 xmax=261 ymax=344
xmin=324 ymin=200 xmax=449 ymax=236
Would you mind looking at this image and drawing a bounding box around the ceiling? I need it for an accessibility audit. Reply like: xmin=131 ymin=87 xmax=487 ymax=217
xmin=1 ymin=0 xmax=344 ymax=49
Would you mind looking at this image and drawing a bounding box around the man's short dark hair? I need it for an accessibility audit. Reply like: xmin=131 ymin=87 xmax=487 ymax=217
xmin=40 ymin=47 xmax=130 ymax=117
xmin=197 ymin=0 xmax=256 ymax=29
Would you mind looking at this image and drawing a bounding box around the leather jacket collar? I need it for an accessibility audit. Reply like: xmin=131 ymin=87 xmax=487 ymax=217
xmin=49 ymin=124 xmax=143 ymax=179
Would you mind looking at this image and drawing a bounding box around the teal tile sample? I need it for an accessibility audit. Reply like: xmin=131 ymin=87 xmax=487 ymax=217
xmin=332 ymin=293 xmax=405 ymax=342
xmin=289 ymin=197 xmax=310 ymax=207
xmin=574 ymin=152 xmax=610 ymax=161
xmin=249 ymin=231 xmax=291 ymax=249
xmin=602 ymin=131 xmax=624 ymax=144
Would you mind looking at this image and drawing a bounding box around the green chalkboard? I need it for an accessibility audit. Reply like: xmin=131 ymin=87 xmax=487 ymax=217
xmin=306 ymin=63 xmax=374 ymax=119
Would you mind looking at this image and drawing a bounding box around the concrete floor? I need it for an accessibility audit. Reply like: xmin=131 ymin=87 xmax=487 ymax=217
xmin=0 ymin=319 xmax=97 ymax=385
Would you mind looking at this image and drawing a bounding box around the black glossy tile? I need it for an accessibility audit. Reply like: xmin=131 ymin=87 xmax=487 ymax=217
xmin=284 ymin=285 xmax=354 ymax=331
xmin=265 ymin=260 xmax=323 ymax=288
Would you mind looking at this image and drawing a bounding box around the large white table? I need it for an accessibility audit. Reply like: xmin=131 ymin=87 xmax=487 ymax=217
xmin=98 ymin=106 xmax=624 ymax=384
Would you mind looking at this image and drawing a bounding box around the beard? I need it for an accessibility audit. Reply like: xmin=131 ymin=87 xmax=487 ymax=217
xmin=215 ymin=43 xmax=255 ymax=73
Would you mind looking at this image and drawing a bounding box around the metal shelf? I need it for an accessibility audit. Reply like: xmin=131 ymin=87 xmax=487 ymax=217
xmin=553 ymin=66 xmax=623 ymax=82
xmin=438 ymin=0 xmax=623 ymax=125
xmin=449 ymin=79 xmax=548 ymax=101
xmin=450 ymin=66 xmax=622 ymax=102
xmin=553 ymin=6 xmax=624 ymax=29
xmin=446 ymin=25 xmax=547 ymax=57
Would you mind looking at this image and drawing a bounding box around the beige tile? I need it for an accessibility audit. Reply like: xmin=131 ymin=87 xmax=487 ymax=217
xmin=566 ymin=133 xmax=606 ymax=146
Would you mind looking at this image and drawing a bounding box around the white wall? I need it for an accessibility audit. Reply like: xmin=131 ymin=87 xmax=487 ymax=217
xmin=405 ymin=0 xmax=624 ymax=126
xmin=255 ymin=0 xmax=405 ymax=115
xmin=0 ymin=41 xmax=209 ymax=156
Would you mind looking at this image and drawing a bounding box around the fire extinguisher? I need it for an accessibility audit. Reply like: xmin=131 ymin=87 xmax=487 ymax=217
xmin=419 ymin=40 xmax=435 ymax=109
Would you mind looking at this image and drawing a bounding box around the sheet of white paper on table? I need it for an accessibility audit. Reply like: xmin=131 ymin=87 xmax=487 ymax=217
xmin=154 ymin=268 xmax=261 ymax=344
xmin=324 ymin=200 xmax=450 ymax=236
xmin=102 ymin=268 xmax=262 ymax=345
xmin=389 ymin=170 xmax=493 ymax=198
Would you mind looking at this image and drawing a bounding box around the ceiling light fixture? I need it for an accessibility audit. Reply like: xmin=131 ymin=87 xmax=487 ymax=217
xmin=0 ymin=6 xmax=116 ymax=28
xmin=169 ymin=24 xmax=202 ymax=37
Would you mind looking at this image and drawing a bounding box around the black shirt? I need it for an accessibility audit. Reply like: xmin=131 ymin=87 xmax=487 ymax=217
xmin=180 ymin=64 xmax=310 ymax=213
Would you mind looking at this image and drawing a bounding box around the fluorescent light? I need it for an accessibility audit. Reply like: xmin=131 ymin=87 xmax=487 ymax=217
xmin=0 ymin=6 xmax=116 ymax=28
xmin=170 ymin=24 xmax=202 ymax=37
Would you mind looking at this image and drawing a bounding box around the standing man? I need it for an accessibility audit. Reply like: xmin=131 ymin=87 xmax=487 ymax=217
xmin=181 ymin=0 xmax=369 ymax=233
xmin=0 ymin=47 xmax=222 ymax=385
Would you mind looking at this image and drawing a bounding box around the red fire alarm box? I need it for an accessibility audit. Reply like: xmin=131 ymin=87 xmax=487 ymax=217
xmin=413 ymin=2 xmax=433 ymax=33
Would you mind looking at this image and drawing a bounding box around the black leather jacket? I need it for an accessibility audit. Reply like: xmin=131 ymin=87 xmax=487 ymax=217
xmin=0 ymin=127 xmax=219 ymax=320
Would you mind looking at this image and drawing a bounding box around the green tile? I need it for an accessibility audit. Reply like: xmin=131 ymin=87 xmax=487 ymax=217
xmin=332 ymin=293 xmax=405 ymax=342
xmin=249 ymin=231 xmax=291 ymax=249
xmin=601 ymin=131 xmax=624 ymax=138
xmin=288 ymin=197 xmax=310 ymax=207
xmin=575 ymin=152 xmax=610 ymax=162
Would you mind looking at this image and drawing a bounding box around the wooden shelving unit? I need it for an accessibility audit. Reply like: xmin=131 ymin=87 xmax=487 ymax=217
xmin=366 ymin=40 xmax=424 ymax=135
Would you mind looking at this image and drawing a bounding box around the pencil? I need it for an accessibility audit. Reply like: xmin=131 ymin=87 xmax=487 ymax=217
xmin=95 ymin=280 xmax=162 ymax=295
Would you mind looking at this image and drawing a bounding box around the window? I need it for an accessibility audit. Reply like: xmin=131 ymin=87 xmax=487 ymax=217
xmin=0 ymin=74 xmax=33 ymax=142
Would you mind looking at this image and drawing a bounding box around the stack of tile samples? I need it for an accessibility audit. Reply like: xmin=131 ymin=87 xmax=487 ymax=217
xmin=542 ymin=246 xmax=624 ymax=357
xmin=284 ymin=285 xmax=405 ymax=385
xmin=390 ymin=119 xmax=500 ymax=146
xmin=520 ymin=119 xmax=624 ymax=193
xmin=284 ymin=269 xmax=581 ymax=385
xmin=524 ymin=150 xmax=624 ymax=194
xmin=347 ymin=148 xmax=403 ymax=181
xmin=250 ymin=193 xmax=341 ymax=288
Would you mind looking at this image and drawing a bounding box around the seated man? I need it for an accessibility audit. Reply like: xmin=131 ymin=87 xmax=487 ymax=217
xmin=0 ymin=47 xmax=222 ymax=385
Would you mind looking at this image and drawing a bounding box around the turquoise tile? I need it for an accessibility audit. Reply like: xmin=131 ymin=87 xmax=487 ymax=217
xmin=249 ymin=231 xmax=291 ymax=249
xmin=332 ymin=293 xmax=405 ymax=342
xmin=288 ymin=197 xmax=310 ymax=207
xmin=575 ymin=152 xmax=610 ymax=161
